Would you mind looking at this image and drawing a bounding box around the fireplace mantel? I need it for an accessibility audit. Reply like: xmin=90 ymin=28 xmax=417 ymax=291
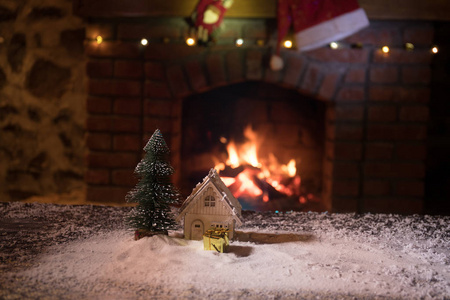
xmin=74 ymin=0 xmax=450 ymax=21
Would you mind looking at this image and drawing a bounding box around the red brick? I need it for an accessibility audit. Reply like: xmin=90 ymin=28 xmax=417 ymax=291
xmin=113 ymin=98 xmax=141 ymax=115
xmin=112 ymin=117 xmax=140 ymax=133
xmin=335 ymin=105 xmax=364 ymax=121
xmin=89 ymin=79 xmax=141 ymax=97
xmin=243 ymin=23 xmax=267 ymax=39
xmin=396 ymin=144 xmax=426 ymax=160
xmin=185 ymin=61 xmax=207 ymax=91
xmin=264 ymin=67 xmax=282 ymax=83
xmin=85 ymin=169 xmax=110 ymax=185
xmin=344 ymin=27 xmax=399 ymax=45
xmin=334 ymin=142 xmax=362 ymax=160
xmin=345 ymin=67 xmax=366 ymax=83
xmin=87 ymin=60 xmax=113 ymax=78
xmin=87 ymin=97 xmax=111 ymax=114
xmin=396 ymin=180 xmax=424 ymax=197
xmin=370 ymin=66 xmax=399 ymax=83
xmin=144 ymin=100 xmax=172 ymax=117
xmin=368 ymin=106 xmax=397 ymax=122
xmin=333 ymin=179 xmax=359 ymax=196
xmin=403 ymin=26 xmax=434 ymax=46
xmin=145 ymin=81 xmax=172 ymax=98
xmin=364 ymin=162 xmax=425 ymax=178
xmin=87 ymin=152 xmax=137 ymax=168
xmin=306 ymin=48 xmax=369 ymax=63
xmin=111 ymin=169 xmax=138 ymax=186
xmin=333 ymin=162 xmax=360 ymax=179
xmin=87 ymin=117 xmax=129 ymax=133
xmin=143 ymin=118 xmax=172 ymax=133
xmin=145 ymin=44 xmax=205 ymax=60
xmin=402 ymin=66 xmax=431 ymax=84
xmin=118 ymin=23 xmax=181 ymax=40
xmin=363 ymin=180 xmax=391 ymax=196
xmin=373 ymin=49 xmax=432 ymax=64
xmin=113 ymin=134 xmax=141 ymax=151
xmin=86 ymin=41 xmax=140 ymax=58
xmin=86 ymin=186 xmax=129 ymax=204
xmin=390 ymin=198 xmax=423 ymax=214
xmin=114 ymin=60 xmax=143 ymax=78
xmin=399 ymin=106 xmax=429 ymax=122
xmin=283 ymin=56 xmax=306 ymax=87
xmin=367 ymin=124 xmax=427 ymax=141
xmin=300 ymin=63 xmax=321 ymax=94
xmin=166 ymin=65 xmax=190 ymax=97
xmin=87 ymin=116 xmax=113 ymax=132
xmin=334 ymin=124 xmax=363 ymax=140
xmin=318 ymin=72 xmax=340 ymax=100
xmin=226 ymin=51 xmax=244 ymax=83
xmin=363 ymin=198 xmax=423 ymax=214
xmin=246 ymin=50 xmax=263 ymax=80
xmin=86 ymin=24 xmax=114 ymax=40
xmin=365 ymin=143 xmax=394 ymax=160
xmin=335 ymin=86 xmax=365 ymax=102
xmin=145 ymin=62 xmax=165 ymax=80
xmin=369 ymin=86 xmax=430 ymax=103
xmin=86 ymin=133 xmax=111 ymax=150
xmin=332 ymin=197 xmax=359 ymax=213
xmin=205 ymin=54 xmax=226 ymax=87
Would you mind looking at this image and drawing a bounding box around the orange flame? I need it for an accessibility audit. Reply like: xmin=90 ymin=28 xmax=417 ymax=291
xmin=214 ymin=125 xmax=304 ymax=204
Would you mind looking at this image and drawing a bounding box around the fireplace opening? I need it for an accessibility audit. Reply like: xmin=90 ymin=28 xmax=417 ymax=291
xmin=180 ymin=81 xmax=326 ymax=211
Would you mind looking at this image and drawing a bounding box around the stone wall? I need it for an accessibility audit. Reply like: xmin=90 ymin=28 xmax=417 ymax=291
xmin=0 ymin=0 xmax=86 ymax=201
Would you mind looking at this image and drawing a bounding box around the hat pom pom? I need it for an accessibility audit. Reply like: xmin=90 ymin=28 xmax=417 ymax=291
xmin=270 ymin=55 xmax=283 ymax=71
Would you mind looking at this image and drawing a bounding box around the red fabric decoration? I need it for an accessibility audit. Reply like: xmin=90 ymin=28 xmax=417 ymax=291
xmin=271 ymin=0 xmax=369 ymax=70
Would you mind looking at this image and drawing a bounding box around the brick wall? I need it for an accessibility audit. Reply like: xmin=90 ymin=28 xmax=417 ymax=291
xmin=84 ymin=19 xmax=433 ymax=214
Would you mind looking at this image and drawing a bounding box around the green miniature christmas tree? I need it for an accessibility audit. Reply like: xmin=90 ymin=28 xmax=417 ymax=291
xmin=126 ymin=129 xmax=181 ymax=238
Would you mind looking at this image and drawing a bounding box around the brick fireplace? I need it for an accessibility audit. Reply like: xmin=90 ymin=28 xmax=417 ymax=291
xmin=79 ymin=6 xmax=434 ymax=214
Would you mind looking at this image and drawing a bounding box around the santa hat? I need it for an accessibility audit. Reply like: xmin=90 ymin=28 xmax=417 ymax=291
xmin=270 ymin=0 xmax=369 ymax=71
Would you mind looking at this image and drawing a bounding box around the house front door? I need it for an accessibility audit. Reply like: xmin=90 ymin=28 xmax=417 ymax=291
xmin=190 ymin=220 xmax=204 ymax=240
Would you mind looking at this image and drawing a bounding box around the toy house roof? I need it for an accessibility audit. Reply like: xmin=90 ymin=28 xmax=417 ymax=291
xmin=176 ymin=168 xmax=243 ymax=225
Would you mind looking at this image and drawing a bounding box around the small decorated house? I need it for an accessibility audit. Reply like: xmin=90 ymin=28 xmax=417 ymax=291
xmin=176 ymin=169 xmax=243 ymax=240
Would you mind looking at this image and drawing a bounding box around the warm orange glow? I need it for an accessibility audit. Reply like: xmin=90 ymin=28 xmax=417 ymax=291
xmin=226 ymin=142 xmax=240 ymax=168
xmin=96 ymin=36 xmax=103 ymax=44
xmin=284 ymin=40 xmax=293 ymax=48
xmin=382 ymin=46 xmax=389 ymax=53
xmin=236 ymin=171 xmax=262 ymax=197
xmin=282 ymin=159 xmax=296 ymax=177
xmin=213 ymin=124 xmax=314 ymax=207
xmin=186 ymin=37 xmax=196 ymax=46
xmin=221 ymin=177 xmax=236 ymax=186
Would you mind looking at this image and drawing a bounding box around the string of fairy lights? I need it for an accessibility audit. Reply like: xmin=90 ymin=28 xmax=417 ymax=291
xmin=92 ymin=35 xmax=440 ymax=55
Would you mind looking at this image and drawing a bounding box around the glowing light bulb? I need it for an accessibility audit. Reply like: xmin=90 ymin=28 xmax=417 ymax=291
xmin=283 ymin=40 xmax=293 ymax=48
xmin=96 ymin=36 xmax=103 ymax=44
xmin=382 ymin=46 xmax=390 ymax=53
xmin=405 ymin=43 xmax=414 ymax=51
xmin=140 ymin=38 xmax=148 ymax=46
xmin=186 ymin=37 xmax=196 ymax=46
xmin=431 ymin=46 xmax=439 ymax=54
xmin=330 ymin=42 xmax=339 ymax=49
xmin=235 ymin=38 xmax=244 ymax=47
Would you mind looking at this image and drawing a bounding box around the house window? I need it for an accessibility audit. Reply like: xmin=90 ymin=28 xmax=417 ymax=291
xmin=204 ymin=187 xmax=216 ymax=207
xmin=205 ymin=195 xmax=215 ymax=207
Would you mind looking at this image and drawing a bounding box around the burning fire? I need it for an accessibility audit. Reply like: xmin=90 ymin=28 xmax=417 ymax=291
xmin=215 ymin=125 xmax=307 ymax=209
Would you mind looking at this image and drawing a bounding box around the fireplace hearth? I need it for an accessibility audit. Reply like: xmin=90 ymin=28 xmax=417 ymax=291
xmin=80 ymin=10 xmax=436 ymax=214
xmin=181 ymin=81 xmax=326 ymax=211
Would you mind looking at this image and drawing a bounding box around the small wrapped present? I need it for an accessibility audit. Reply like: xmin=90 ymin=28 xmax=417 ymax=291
xmin=203 ymin=228 xmax=229 ymax=253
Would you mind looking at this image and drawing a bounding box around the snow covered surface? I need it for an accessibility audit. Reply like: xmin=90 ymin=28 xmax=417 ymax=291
xmin=1 ymin=202 xmax=449 ymax=299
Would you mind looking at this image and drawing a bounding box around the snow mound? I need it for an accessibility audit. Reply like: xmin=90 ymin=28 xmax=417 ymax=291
xmin=15 ymin=229 xmax=450 ymax=299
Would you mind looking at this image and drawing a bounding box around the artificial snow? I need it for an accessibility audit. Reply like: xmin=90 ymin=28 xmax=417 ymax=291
xmin=1 ymin=203 xmax=449 ymax=299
